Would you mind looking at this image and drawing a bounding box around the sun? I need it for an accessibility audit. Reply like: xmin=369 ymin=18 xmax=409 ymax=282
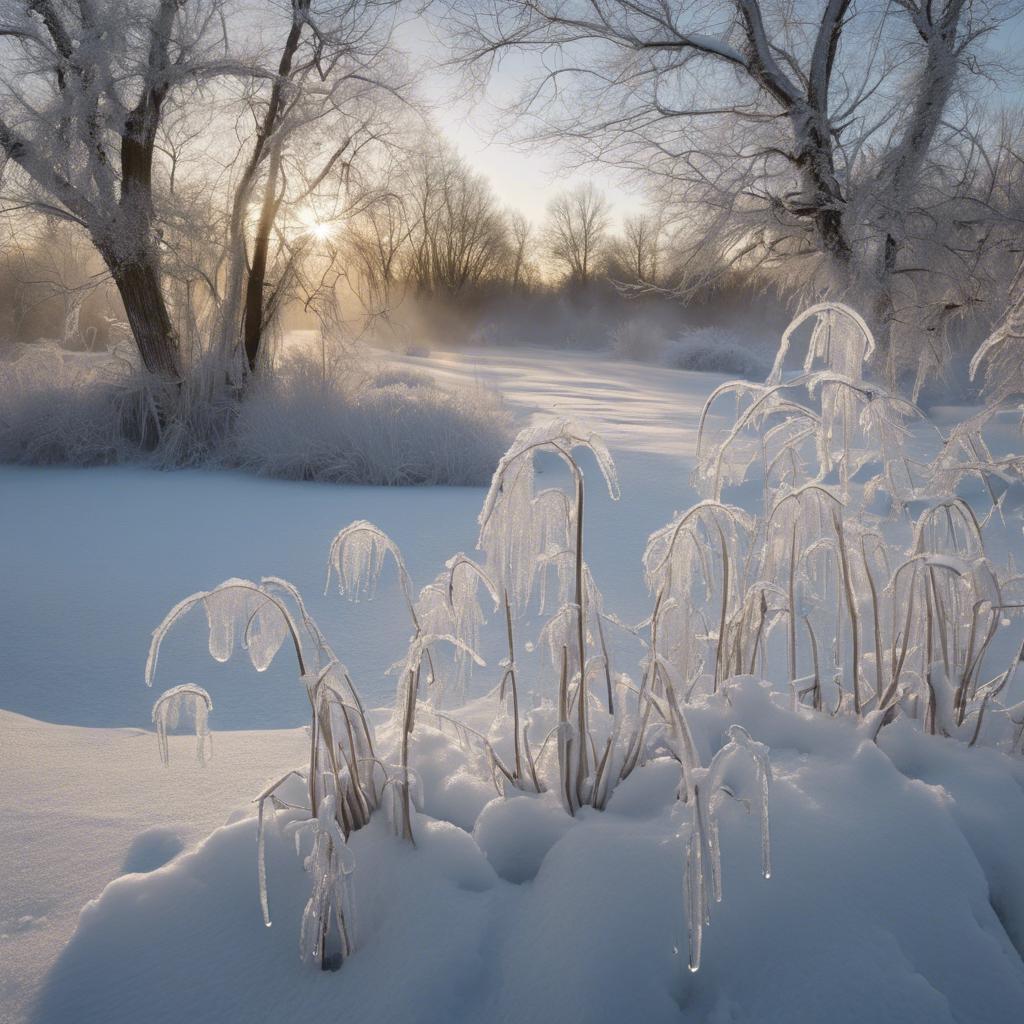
xmin=297 ymin=206 xmax=336 ymax=242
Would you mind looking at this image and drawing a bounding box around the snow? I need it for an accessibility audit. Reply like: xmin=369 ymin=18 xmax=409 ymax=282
xmin=0 ymin=710 xmax=307 ymax=1024
xmin=3 ymin=342 xmax=1024 ymax=1022
xmin=0 ymin=347 xmax=711 ymax=730
xmin=22 ymin=683 xmax=1024 ymax=1024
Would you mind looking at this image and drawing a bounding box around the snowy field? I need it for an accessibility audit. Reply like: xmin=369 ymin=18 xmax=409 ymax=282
xmin=0 ymin=347 xmax=711 ymax=1023
xmin=3 ymin=342 xmax=1024 ymax=1023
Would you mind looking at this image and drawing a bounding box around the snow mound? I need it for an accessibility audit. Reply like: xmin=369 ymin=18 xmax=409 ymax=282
xmin=120 ymin=828 xmax=186 ymax=875
xmin=31 ymin=689 xmax=1024 ymax=1024
xmin=473 ymin=792 xmax=573 ymax=883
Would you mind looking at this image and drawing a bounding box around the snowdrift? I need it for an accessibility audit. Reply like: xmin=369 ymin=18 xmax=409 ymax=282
xmin=31 ymin=679 xmax=1024 ymax=1024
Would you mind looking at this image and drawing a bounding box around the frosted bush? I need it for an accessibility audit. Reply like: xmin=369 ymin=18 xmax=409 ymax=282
xmin=609 ymin=321 xmax=772 ymax=380
xmin=664 ymin=327 xmax=772 ymax=380
xmin=232 ymin=352 xmax=512 ymax=485
xmin=0 ymin=342 xmax=512 ymax=485
xmin=609 ymin=320 xmax=667 ymax=363
xmin=0 ymin=342 xmax=178 ymax=464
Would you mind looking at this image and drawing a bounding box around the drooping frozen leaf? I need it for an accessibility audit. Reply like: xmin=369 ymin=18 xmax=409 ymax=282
xmin=326 ymin=520 xmax=411 ymax=606
xmin=152 ymin=684 xmax=213 ymax=766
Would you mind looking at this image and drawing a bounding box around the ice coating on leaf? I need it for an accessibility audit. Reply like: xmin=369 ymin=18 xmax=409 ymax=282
xmin=152 ymin=684 xmax=213 ymax=766
xmin=479 ymin=418 xmax=619 ymax=532
xmin=148 ymin=578 xmax=300 ymax=686
xmin=723 ymin=725 xmax=772 ymax=879
xmin=203 ymin=580 xmax=250 ymax=663
xmin=416 ymin=554 xmax=499 ymax=703
xmin=644 ymin=503 xmax=753 ymax=689
xmin=244 ymin=597 xmax=290 ymax=672
xmin=288 ymin=799 xmax=356 ymax=966
xmin=479 ymin=450 xmax=539 ymax=613
xmin=326 ymin=520 xmax=411 ymax=606
xmin=768 ymin=302 xmax=875 ymax=385
xmin=911 ymin=499 xmax=985 ymax=559
xmin=146 ymin=589 xmax=209 ymax=686
xmin=256 ymin=770 xmax=306 ymax=928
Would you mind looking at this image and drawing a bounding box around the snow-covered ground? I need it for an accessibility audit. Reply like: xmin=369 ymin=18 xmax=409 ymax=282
xmin=0 ymin=347 xmax=712 ymax=1023
xmin=3 ymin=344 xmax=1024 ymax=1023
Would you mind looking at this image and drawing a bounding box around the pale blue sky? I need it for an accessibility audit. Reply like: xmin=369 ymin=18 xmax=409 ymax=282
xmin=398 ymin=8 xmax=1024 ymax=229
xmin=395 ymin=16 xmax=646 ymax=227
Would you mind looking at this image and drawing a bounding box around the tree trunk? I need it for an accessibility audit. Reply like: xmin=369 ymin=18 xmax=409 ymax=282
xmin=242 ymin=144 xmax=285 ymax=374
xmin=104 ymin=249 xmax=181 ymax=378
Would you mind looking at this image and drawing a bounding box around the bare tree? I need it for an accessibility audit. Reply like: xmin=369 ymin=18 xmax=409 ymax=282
xmin=343 ymin=164 xmax=414 ymax=316
xmin=0 ymin=215 xmax=116 ymax=348
xmin=0 ymin=0 xmax=410 ymax=382
xmin=608 ymin=211 xmax=665 ymax=287
xmin=543 ymin=182 xmax=610 ymax=284
xmin=404 ymin=141 xmax=511 ymax=298
xmin=450 ymin=0 xmax=1024 ymax=368
xmin=508 ymin=210 xmax=535 ymax=289
xmin=0 ymin=0 xmax=231 ymax=376
xmin=218 ymin=0 xmax=411 ymax=375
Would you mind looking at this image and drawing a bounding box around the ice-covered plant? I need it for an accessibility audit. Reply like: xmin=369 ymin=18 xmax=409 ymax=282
xmin=478 ymin=418 xmax=619 ymax=814
xmin=697 ymin=304 xmax=931 ymax=509
xmin=327 ymin=521 xmax=495 ymax=840
xmin=152 ymin=684 xmax=212 ymax=766
xmin=643 ymin=501 xmax=755 ymax=691
xmin=681 ymin=725 xmax=771 ymax=973
xmin=688 ymin=302 xmax=1024 ymax=742
xmin=146 ymin=576 xmax=378 ymax=969
xmin=143 ymin=414 xmax=781 ymax=978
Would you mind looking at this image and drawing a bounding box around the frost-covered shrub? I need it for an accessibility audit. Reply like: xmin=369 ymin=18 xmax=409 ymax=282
xmin=0 ymin=342 xmax=179 ymax=464
xmin=232 ymin=353 xmax=512 ymax=485
xmin=609 ymin=322 xmax=772 ymax=380
xmin=0 ymin=342 xmax=513 ymax=485
xmin=663 ymin=327 xmax=772 ymax=379
xmin=609 ymin=320 xmax=667 ymax=363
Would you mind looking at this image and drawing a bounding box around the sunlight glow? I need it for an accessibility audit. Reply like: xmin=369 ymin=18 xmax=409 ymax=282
xmin=297 ymin=206 xmax=337 ymax=242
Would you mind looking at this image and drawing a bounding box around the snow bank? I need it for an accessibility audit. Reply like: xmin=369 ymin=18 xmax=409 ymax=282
xmin=31 ymin=679 xmax=1024 ymax=1024
xmin=0 ymin=710 xmax=308 ymax=1024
